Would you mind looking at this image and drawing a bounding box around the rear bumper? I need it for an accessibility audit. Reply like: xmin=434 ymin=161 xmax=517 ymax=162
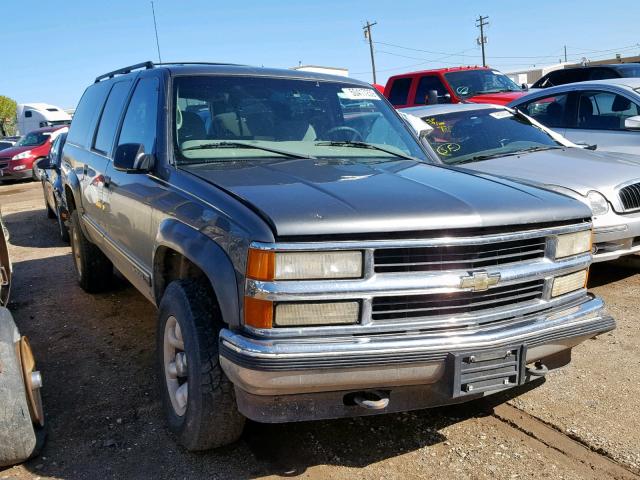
xmin=220 ymin=295 xmax=614 ymax=422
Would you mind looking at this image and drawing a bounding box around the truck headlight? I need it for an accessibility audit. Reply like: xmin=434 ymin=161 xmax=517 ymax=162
xmin=551 ymin=270 xmax=588 ymax=297
xmin=555 ymin=230 xmax=592 ymax=259
xmin=243 ymin=297 xmax=360 ymax=328
xmin=586 ymin=191 xmax=609 ymax=216
xmin=12 ymin=150 xmax=32 ymax=160
xmin=247 ymin=249 xmax=363 ymax=281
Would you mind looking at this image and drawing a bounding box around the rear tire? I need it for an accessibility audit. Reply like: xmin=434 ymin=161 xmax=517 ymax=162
xmin=157 ymin=279 xmax=245 ymax=451
xmin=69 ymin=210 xmax=112 ymax=292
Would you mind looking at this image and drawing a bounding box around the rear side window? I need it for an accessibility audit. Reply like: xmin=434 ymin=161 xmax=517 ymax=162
xmin=24 ymin=111 xmax=32 ymax=118
xmin=521 ymin=93 xmax=570 ymax=128
xmin=117 ymin=77 xmax=159 ymax=154
xmin=414 ymin=75 xmax=450 ymax=105
xmin=589 ymin=68 xmax=618 ymax=81
xmin=93 ymin=80 xmax=132 ymax=154
xmin=387 ymin=78 xmax=412 ymax=106
xmin=67 ymin=82 xmax=110 ymax=147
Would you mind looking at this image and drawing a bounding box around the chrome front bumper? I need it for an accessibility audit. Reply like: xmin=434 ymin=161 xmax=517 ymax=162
xmin=593 ymin=209 xmax=640 ymax=262
xmin=220 ymin=295 xmax=613 ymax=422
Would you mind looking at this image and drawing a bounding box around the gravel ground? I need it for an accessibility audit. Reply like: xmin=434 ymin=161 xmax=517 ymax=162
xmin=0 ymin=181 xmax=638 ymax=480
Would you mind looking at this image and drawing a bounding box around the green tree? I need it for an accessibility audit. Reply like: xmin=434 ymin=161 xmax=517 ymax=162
xmin=0 ymin=96 xmax=17 ymax=137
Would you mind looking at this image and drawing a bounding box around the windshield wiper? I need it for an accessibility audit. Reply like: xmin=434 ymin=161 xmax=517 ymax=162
xmin=314 ymin=140 xmax=417 ymax=161
xmin=181 ymin=141 xmax=314 ymax=159
xmin=451 ymin=146 xmax=563 ymax=165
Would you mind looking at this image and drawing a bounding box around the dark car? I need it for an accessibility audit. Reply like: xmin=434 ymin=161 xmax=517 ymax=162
xmin=38 ymin=131 xmax=69 ymax=241
xmin=532 ymin=63 xmax=640 ymax=89
xmin=0 ymin=140 xmax=16 ymax=151
xmin=61 ymin=61 xmax=612 ymax=451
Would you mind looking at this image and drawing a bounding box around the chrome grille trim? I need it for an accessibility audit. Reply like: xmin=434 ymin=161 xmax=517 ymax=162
xmin=619 ymin=182 xmax=640 ymax=212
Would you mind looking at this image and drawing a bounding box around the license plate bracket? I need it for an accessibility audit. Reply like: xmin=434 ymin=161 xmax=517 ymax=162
xmin=450 ymin=345 xmax=526 ymax=398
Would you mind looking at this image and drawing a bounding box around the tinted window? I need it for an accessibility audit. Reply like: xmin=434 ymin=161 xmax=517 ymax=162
xmin=414 ymin=76 xmax=450 ymax=105
xmin=67 ymin=82 xmax=110 ymax=147
xmin=521 ymin=93 xmax=570 ymax=128
xmin=24 ymin=110 xmax=32 ymax=118
xmin=387 ymin=78 xmax=412 ymax=105
xmin=93 ymin=80 xmax=132 ymax=154
xmin=444 ymin=70 xmax=521 ymax=97
xmin=118 ymin=77 xmax=159 ymax=153
xmin=50 ymin=133 xmax=67 ymax=166
xmin=576 ymin=91 xmax=640 ymax=130
xmin=589 ymin=68 xmax=618 ymax=81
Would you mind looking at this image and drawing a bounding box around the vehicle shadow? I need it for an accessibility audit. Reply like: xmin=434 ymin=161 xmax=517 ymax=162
xmin=588 ymin=258 xmax=640 ymax=288
xmin=3 ymin=208 xmax=67 ymax=249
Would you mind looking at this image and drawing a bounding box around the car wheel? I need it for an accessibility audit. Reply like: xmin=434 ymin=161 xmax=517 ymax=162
xmin=43 ymin=187 xmax=55 ymax=219
xmin=0 ymin=308 xmax=45 ymax=467
xmin=69 ymin=210 xmax=112 ymax=292
xmin=55 ymin=201 xmax=69 ymax=243
xmin=157 ymin=279 xmax=245 ymax=451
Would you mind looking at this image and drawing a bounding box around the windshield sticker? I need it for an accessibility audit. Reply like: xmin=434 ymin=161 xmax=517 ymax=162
xmin=489 ymin=111 xmax=514 ymax=120
xmin=436 ymin=143 xmax=461 ymax=156
xmin=456 ymin=86 xmax=470 ymax=95
xmin=424 ymin=117 xmax=450 ymax=133
xmin=339 ymin=88 xmax=381 ymax=100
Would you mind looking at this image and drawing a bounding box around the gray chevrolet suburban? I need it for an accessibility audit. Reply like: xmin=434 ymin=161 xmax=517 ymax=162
xmin=61 ymin=61 xmax=614 ymax=451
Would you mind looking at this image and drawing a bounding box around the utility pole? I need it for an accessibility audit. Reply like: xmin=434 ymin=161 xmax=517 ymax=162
xmin=151 ymin=1 xmax=162 ymax=63
xmin=363 ymin=20 xmax=377 ymax=84
xmin=475 ymin=15 xmax=489 ymax=67
xmin=564 ymin=45 xmax=567 ymax=63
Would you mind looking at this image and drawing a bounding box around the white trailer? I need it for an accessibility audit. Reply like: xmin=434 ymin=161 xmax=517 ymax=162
xmin=16 ymin=103 xmax=71 ymax=135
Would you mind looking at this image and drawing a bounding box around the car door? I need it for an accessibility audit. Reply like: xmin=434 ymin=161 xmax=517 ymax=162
xmin=518 ymin=92 xmax=571 ymax=137
xmin=562 ymin=90 xmax=640 ymax=154
xmin=43 ymin=135 xmax=63 ymax=212
xmin=413 ymin=75 xmax=452 ymax=105
xmin=102 ymin=75 xmax=160 ymax=293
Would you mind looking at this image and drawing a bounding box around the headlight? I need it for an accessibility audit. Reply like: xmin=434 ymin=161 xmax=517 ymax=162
xmin=551 ymin=270 xmax=588 ymax=297
xmin=13 ymin=165 xmax=26 ymax=171
xmin=243 ymin=297 xmax=360 ymax=329
xmin=12 ymin=150 xmax=32 ymax=160
xmin=585 ymin=190 xmax=609 ymax=216
xmin=555 ymin=230 xmax=592 ymax=259
xmin=247 ymin=249 xmax=363 ymax=281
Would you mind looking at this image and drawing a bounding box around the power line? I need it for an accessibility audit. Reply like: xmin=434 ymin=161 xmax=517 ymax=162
xmin=150 ymin=1 xmax=162 ymax=63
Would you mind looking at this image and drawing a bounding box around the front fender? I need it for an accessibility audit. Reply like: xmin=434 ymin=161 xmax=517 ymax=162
xmin=154 ymin=219 xmax=240 ymax=328
xmin=62 ymin=164 xmax=82 ymax=212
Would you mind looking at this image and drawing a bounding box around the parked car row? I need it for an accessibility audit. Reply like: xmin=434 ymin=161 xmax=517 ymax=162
xmin=0 ymin=126 xmax=67 ymax=181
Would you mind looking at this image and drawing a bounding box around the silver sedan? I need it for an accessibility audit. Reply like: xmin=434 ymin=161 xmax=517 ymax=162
xmin=401 ymin=103 xmax=640 ymax=262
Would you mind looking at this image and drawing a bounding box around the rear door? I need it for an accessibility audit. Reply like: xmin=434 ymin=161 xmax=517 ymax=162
xmin=386 ymin=77 xmax=414 ymax=108
xmin=563 ymin=90 xmax=640 ymax=153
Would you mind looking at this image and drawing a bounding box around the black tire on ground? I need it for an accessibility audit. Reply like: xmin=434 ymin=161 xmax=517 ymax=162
xmin=55 ymin=201 xmax=69 ymax=243
xmin=69 ymin=209 xmax=112 ymax=292
xmin=157 ymin=279 xmax=245 ymax=451
xmin=43 ymin=186 xmax=55 ymax=219
xmin=0 ymin=308 xmax=37 ymax=467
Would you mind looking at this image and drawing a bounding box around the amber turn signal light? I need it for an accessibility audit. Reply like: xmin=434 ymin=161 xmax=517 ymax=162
xmin=247 ymin=249 xmax=275 ymax=281
xmin=244 ymin=296 xmax=273 ymax=329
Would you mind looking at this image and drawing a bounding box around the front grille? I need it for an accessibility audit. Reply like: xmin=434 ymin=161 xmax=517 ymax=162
xmin=619 ymin=183 xmax=640 ymax=211
xmin=0 ymin=158 xmax=9 ymax=169
xmin=374 ymin=237 xmax=546 ymax=273
xmin=371 ymin=280 xmax=545 ymax=321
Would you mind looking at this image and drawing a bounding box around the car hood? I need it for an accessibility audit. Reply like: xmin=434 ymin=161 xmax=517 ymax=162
xmin=182 ymin=158 xmax=589 ymax=237
xmin=461 ymin=147 xmax=640 ymax=210
xmin=0 ymin=145 xmax=32 ymax=158
xmin=467 ymin=91 xmax=527 ymax=105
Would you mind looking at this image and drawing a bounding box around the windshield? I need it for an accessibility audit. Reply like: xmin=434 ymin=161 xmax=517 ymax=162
xmin=444 ymin=70 xmax=521 ymax=97
xmin=173 ymin=76 xmax=427 ymax=164
xmin=16 ymin=131 xmax=50 ymax=147
xmin=422 ymin=108 xmax=562 ymax=164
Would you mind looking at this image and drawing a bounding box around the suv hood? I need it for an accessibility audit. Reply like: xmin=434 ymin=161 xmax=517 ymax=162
xmin=461 ymin=148 xmax=640 ymax=206
xmin=182 ymin=158 xmax=590 ymax=237
xmin=0 ymin=145 xmax=32 ymax=158
xmin=467 ymin=91 xmax=527 ymax=105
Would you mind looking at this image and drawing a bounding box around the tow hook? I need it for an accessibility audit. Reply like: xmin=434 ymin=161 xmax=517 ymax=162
xmin=353 ymin=390 xmax=390 ymax=410
xmin=526 ymin=361 xmax=549 ymax=378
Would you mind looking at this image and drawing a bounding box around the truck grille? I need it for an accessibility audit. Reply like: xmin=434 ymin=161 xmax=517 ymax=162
xmin=619 ymin=182 xmax=640 ymax=211
xmin=371 ymin=280 xmax=545 ymax=321
xmin=374 ymin=237 xmax=546 ymax=273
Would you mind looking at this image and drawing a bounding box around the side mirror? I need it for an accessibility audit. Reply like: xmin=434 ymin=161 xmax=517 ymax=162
xmin=624 ymin=115 xmax=640 ymax=131
xmin=37 ymin=157 xmax=52 ymax=170
xmin=114 ymin=143 xmax=155 ymax=173
xmin=521 ymin=83 xmax=529 ymax=91
xmin=398 ymin=111 xmax=434 ymax=139
xmin=426 ymin=90 xmax=439 ymax=105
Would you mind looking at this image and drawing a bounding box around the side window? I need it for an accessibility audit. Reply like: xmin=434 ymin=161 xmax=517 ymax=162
xmin=589 ymin=68 xmax=617 ymax=81
xmin=387 ymin=78 xmax=412 ymax=106
xmin=522 ymin=93 xmax=570 ymax=128
xmin=576 ymin=91 xmax=640 ymax=130
xmin=93 ymin=80 xmax=132 ymax=154
xmin=51 ymin=134 xmax=66 ymax=166
xmin=414 ymin=76 xmax=450 ymax=105
xmin=67 ymin=82 xmax=110 ymax=147
xmin=117 ymin=77 xmax=159 ymax=153
xmin=24 ymin=110 xmax=32 ymax=118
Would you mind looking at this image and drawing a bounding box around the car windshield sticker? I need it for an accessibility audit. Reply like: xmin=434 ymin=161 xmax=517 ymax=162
xmin=456 ymin=86 xmax=470 ymax=95
xmin=424 ymin=117 xmax=450 ymax=133
xmin=436 ymin=143 xmax=461 ymax=156
xmin=490 ymin=111 xmax=514 ymax=120
xmin=339 ymin=88 xmax=381 ymax=100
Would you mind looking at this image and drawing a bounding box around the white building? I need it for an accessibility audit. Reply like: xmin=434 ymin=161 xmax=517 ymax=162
xmin=291 ymin=65 xmax=349 ymax=77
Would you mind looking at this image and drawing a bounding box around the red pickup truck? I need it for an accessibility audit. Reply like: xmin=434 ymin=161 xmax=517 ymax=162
xmin=383 ymin=66 xmax=528 ymax=108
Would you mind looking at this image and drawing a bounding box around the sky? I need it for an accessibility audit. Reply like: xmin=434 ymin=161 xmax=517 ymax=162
xmin=1 ymin=0 xmax=639 ymax=109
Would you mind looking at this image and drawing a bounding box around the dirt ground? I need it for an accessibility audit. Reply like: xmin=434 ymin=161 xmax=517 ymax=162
xmin=0 ymin=181 xmax=638 ymax=480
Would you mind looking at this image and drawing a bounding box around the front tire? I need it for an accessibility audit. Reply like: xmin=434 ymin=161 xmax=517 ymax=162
xmin=69 ymin=210 xmax=112 ymax=292
xmin=157 ymin=279 xmax=245 ymax=451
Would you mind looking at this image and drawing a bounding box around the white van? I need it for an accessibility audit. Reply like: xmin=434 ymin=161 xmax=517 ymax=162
xmin=16 ymin=103 xmax=71 ymax=135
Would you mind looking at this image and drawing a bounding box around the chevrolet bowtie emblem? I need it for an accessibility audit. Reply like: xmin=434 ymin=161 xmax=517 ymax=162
xmin=459 ymin=271 xmax=501 ymax=292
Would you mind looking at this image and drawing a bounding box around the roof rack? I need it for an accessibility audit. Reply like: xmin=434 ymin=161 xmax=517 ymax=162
xmin=154 ymin=62 xmax=247 ymax=67
xmin=95 ymin=61 xmax=155 ymax=83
